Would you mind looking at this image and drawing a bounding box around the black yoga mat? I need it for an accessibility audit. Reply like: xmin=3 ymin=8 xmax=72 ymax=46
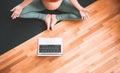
xmin=0 ymin=0 xmax=96 ymax=55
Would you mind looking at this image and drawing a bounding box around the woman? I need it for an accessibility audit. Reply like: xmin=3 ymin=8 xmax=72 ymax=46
xmin=11 ymin=0 xmax=89 ymax=30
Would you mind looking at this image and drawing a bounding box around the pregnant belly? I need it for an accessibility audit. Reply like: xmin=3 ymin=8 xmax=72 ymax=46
xmin=42 ymin=0 xmax=62 ymax=10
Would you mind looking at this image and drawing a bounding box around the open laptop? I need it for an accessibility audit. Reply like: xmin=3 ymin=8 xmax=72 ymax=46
xmin=37 ymin=38 xmax=62 ymax=56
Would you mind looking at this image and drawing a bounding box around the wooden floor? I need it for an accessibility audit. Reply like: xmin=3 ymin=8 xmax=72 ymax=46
xmin=0 ymin=0 xmax=120 ymax=73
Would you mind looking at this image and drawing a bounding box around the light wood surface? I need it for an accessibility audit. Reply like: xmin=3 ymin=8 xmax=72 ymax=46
xmin=0 ymin=0 xmax=120 ymax=73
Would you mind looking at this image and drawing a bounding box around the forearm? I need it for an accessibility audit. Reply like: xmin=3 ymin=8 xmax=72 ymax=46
xmin=69 ymin=0 xmax=84 ymax=11
xmin=19 ymin=0 xmax=33 ymax=8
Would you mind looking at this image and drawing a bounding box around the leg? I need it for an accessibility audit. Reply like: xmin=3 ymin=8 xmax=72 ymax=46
xmin=19 ymin=0 xmax=46 ymax=20
xmin=57 ymin=0 xmax=81 ymax=21
xmin=19 ymin=12 xmax=46 ymax=21
xmin=19 ymin=0 xmax=51 ymax=30
xmin=50 ymin=0 xmax=81 ymax=30
xmin=20 ymin=12 xmax=52 ymax=30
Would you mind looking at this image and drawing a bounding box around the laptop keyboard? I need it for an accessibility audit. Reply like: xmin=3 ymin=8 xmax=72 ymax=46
xmin=39 ymin=45 xmax=61 ymax=53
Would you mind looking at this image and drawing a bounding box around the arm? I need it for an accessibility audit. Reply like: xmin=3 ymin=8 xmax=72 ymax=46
xmin=11 ymin=0 xmax=33 ymax=19
xmin=69 ymin=0 xmax=89 ymax=20
xmin=18 ymin=0 xmax=33 ymax=8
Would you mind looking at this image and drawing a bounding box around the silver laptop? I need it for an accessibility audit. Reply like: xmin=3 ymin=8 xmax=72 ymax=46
xmin=37 ymin=38 xmax=62 ymax=56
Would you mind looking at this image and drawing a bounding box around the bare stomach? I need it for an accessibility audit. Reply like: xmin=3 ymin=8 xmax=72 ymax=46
xmin=42 ymin=0 xmax=62 ymax=10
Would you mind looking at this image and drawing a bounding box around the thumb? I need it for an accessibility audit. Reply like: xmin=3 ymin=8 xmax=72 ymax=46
xmin=10 ymin=7 xmax=15 ymax=12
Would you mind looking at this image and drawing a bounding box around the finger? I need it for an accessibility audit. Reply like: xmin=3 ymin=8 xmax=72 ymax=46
xmin=87 ymin=13 xmax=90 ymax=18
xmin=82 ymin=16 xmax=85 ymax=20
xmin=12 ymin=14 xmax=15 ymax=19
xmin=84 ymin=16 xmax=86 ymax=20
xmin=86 ymin=15 xmax=89 ymax=19
xmin=83 ymin=13 xmax=89 ymax=20
xmin=83 ymin=16 xmax=86 ymax=20
xmin=82 ymin=16 xmax=84 ymax=20
xmin=84 ymin=15 xmax=88 ymax=20
xmin=13 ymin=15 xmax=16 ymax=19
xmin=11 ymin=12 xmax=16 ymax=18
xmin=83 ymin=15 xmax=86 ymax=20
xmin=13 ymin=14 xmax=18 ymax=19
xmin=86 ymin=13 xmax=89 ymax=19
xmin=11 ymin=12 xmax=15 ymax=18
xmin=17 ymin=13 xmax=20 ymax=17
xmin=11 ymin=13 xmax=16 ymax=19
xmin=15 ymin=13 xmax=19 ymax=18
xmin=16 ymin=14 xmax=19 ymax=18
xmin=85 ymin=16 xmax=88 ymax=20
xmin=10 ymin=8 xmax=15 ymax=12
xmin=82 ymin=15 xmax=86 ymax=20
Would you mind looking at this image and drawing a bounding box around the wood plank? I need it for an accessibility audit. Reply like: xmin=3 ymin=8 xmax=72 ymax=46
xmin=0 ymin=0 xmax=120 ymax=73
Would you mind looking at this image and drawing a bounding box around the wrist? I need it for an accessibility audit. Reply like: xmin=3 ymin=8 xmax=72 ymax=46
xmin=18 ymin=0 xmax=33 ymax=9
xmin=18 ymin=4 xmax=24 ymax=9
xmin=78 ymin=7 xmax=84 ymax=11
